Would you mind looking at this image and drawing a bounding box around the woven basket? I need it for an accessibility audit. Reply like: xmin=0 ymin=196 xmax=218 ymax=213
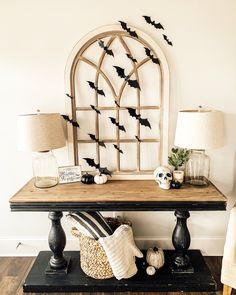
xmin=71 ymin=217 xmax=132 ymax=279
xmin=72 ymin=227 xmax=113 ymax=279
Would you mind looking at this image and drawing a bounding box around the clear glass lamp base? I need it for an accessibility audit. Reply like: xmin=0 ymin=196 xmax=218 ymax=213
xmin=34 ymin=177 xmax=58 ymax=188
xmin=33 ymin=151 xmax=59 ymax=189
xmin=185 ymin=150 xmax=210 ymax=187
xmin=189 ymin=177 xmax=208 ymax=186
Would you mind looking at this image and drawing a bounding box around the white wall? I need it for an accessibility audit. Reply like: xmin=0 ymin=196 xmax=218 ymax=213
xmin=0 ymin=0 xmax=236 ymax=256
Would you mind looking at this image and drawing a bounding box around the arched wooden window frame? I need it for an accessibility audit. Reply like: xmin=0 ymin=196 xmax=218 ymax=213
xmin=65 ymin=25 xmax=170 ymax=180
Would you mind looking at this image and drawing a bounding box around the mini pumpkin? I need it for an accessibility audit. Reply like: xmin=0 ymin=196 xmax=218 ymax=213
xmin=171 ymin=180 xmax=182 ymax=189
xmin=146 ymin=265 xmax=156 ymax=276
xmin=81 ymin=173 xmax=94 ymax=184
xmin=146 ymin=247 xmax=164 ymax=269
xmin=94 ymin=173 xmax=107 ymax=185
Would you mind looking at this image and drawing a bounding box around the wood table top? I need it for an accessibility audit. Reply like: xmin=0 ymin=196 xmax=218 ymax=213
xmin=10 ymin=179 xmax=227 ymax=212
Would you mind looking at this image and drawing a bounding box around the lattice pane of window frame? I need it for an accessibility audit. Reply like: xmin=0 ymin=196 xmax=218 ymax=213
xmin=65 ymin=25 xmax=169 ymax=178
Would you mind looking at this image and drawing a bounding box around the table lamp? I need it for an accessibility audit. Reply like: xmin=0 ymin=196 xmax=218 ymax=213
xmin=17 ymin=113 xmax=66 ymax=188
xmin=174 ymin=109 xmax=224 ymax=186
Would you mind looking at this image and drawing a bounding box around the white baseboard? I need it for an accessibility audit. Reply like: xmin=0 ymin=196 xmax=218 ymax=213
xmin=135 ymin=236 xmax=225 ymax=256
xmin=0 ymin=236 xmax=80 ymax=256
xmin=0 ymin=235 xmax=225 ymax=256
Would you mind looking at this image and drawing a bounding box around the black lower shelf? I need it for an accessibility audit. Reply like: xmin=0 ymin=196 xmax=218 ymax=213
xmin=23 ymin=250 xmax=217 ymax=293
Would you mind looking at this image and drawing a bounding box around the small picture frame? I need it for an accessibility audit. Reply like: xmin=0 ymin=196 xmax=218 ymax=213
xmin=58 ymin=165 xmax=82 ymax=184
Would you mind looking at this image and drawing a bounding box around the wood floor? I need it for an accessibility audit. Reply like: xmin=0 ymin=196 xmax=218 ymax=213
xmin=0 ymin=256 xmax=234 ymax=295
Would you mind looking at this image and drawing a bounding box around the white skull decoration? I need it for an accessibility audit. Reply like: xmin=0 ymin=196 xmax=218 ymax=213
xmin=154 ymin=166 xmax=172 ymax=190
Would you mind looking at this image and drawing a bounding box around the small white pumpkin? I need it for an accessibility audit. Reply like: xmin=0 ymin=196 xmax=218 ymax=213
xmin=146 ymin=265 xmax=156 ymax=276
xmin=94 ymin=173 xmax=107 ymax=185
xmin=146 ymin=247 xmax=165 ymax=269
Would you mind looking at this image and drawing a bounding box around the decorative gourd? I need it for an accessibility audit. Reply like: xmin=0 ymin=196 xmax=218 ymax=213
xmin=146 ymin=265 xmax=156 ymax=276
xmin=81 ymin=173 xmax=94 ymax=184
xmin=146 ymin=247 xmax=164 ymax=269
xmin=94 ymin=173 xmax=107 ymax=185
xmin=171 ymin=180 xmax=182 ymax=189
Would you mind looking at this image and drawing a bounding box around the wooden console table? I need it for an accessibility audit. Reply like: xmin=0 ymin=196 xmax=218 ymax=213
xmin=10 ymin=179 xmax=226 ymax=293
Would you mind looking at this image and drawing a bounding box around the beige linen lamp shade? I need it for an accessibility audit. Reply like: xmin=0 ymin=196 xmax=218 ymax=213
xmin=174 ymin=109 xmax=224 ymax=186
xmin=174 ymin=110 xmax=224 ymax=150
xmin=17 ymin=113 xmax=66 ymax=152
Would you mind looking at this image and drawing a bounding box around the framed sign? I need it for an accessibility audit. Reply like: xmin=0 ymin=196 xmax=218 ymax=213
xmin=58 ymin=166 xmax=82 ymax=184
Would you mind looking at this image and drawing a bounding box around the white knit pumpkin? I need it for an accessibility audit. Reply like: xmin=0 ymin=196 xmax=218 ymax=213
xmin=146 ymin=247 xmax=164 ymax=269
xmin=146 ymin=265 xmax=156 ymax=275
xmin=94 ymin=174 xmax=107 ymax=184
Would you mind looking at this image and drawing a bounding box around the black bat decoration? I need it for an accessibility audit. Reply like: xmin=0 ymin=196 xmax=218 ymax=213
xmin=144 ymin=47 xmax=160 ymax=65
xmin=88 ymin=133 xmax=106 ymax=148
xmin=114 ymin=100 xmax=120 ymax=107
xmin=87 ymin=81 xmax=105 ymax=96
xmin=109 ymin=117 xmax=126 ymax=132
xmin=113 ymin=66 xmax=141 ymax=90
xmin=143 ymin=15 xmax=164 ymax=30
xmin=119 ymin=21 xmax=138 ymax=38
xmin=99 ymin=167 xmax=112 ymax=177
xmin=163 ymin=34 xmax=173 ymax=46
xmin=61 ymin=115 xmax=80 ymax=128
xmin=62 ymin=114 xmax=70 ymax=121
xmin=126 ymin=53 xmax=137 ymax=63
xmin=98 ymin=39 xmax=114 ymax=57
xmin=113 ymin=144 xmax=123 ymax=154
xmin=83 ymin=157 xmax=100 ymax=169
xmin=126 ymin=108 xmax=151 ymax=129
xmin=90 ymin=105 xmax=101 ymax=114
xmin=135 ymin=136 xmax=141 ymax=142
xmin=71 ymin=121 xmax=80 ymax=128
xmin=66 ymin=93 xmax=73 ymax=99
xmin=83 ymin=158 xmax=112 ymax=176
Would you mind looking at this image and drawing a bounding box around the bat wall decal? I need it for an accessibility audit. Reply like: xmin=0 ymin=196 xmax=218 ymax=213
xmin=113 ymin=66 xmax=141 ymax=90
xmin=88 ymin=133 xmax=106 ymax=148
xmin=113 ymin=144 xmax=123 ymax=154
xmin=119 ymin=21 xmax=138 ymax=38
xmin=114 ymin=100 xmax=120 ymax=107
xmin=87 ymin=81 xmax=105 ymax=96
xmin=143 ymin=15 xmax=164 ymax=30
xmin=83 ymin=158 xmax=112 ymax=176
xmin=71 ymin=121 xmax=80 ymax=128
xmin=62 ymin=115 xmax=80 ymax=128
xmin=109 ymin=117 xmax=126 ymax=132
xmin=126 ymin=53 xmax=137 ymax=63
xmin=144 ymin=47 xmax=160 ymax=65
xmin=99 ymin=167 xmax=112 ymax=176
xmin=142 ymin=15 xmax=173 ymax=46
xmin=127 ymin=108 xmax=151 ymax=129
xmin=83 ymin=158 xmax=100 ymax=169
xmin=90 ymin=105 xmax=101 ymax=114
xmin=98 ymin=39 xmax=114 ymax=57
xmin=135 ymin=135 xmax=141 ymax=142
xmin=163 ymin=34 xmax=173 ymax=46
xmin=66 ymin=93 xmax=73 ymax=99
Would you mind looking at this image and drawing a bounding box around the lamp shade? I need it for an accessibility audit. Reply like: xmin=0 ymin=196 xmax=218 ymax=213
xmin=174 ymin=109 xmax=224 ymax=150
xmin=17 ymin=113 xmax=66 ymax=152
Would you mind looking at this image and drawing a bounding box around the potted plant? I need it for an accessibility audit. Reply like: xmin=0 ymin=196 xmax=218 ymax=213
xmin=168 ymin=147 xmax=190 ymax=183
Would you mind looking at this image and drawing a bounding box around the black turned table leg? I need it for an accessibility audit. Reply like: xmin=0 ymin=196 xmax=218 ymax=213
xmin=45 ymin=211 xmax=71 ymax=275
xmin=170 ymin=210 xmax=194 ymax=273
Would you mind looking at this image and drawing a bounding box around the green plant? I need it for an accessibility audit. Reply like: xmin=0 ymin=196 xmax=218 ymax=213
xmin=168 ymin=147 xmax=190 ymax=170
